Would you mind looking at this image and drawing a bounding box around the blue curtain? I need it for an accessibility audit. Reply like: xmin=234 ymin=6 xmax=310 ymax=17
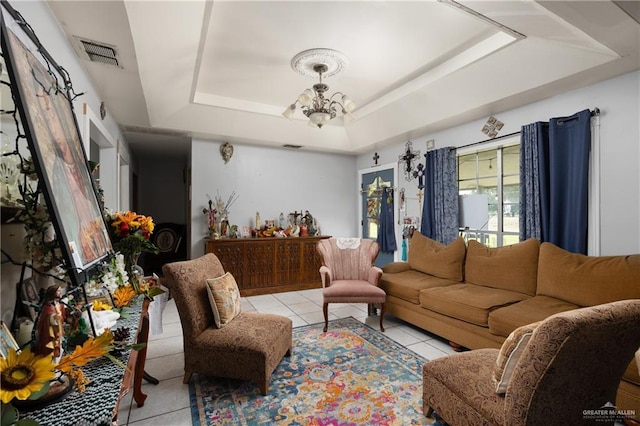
xmin=420 ymin=147 xmax=458 ymax=244
xmin=520 ymin=109 xmax=591 ymax=254
xmin=520 ymin=122 xmax=546 ymax=241
xmin=377 ymin=187 xmax=397 ymax=253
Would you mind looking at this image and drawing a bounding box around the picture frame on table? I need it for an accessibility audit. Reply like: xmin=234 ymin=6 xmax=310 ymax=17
xmin=20 ymin=277 xmax=40 ymax=321
xmin=1 ymin=4 xmax=113 ymax=287
xmin=0 ymin=321 xmax=20 ymax=358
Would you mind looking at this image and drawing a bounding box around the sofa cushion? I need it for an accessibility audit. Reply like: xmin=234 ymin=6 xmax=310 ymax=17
xmin=537 ymin=243 xmax=640 ymax=306
xmin=493 ymin=321 xmax=541 ymax=394
xmin=206 ymin=272 xmax=242 ymax=328
xmin=408 ymin=232 xmax=465 ymax=281
xmin=381 ymin=261 xmax=412 ymax=274
xmin=488 ymin=295 xmax=580 ymax=337
xmin=419 ymin=284 xmax=530 ymax=326
xmin=381 ymin=270 xmax=457 ymax=304
xmin=465 ymin=238 xmax=539 ymax=296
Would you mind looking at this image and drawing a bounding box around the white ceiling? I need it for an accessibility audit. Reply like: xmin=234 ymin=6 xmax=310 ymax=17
xmin=45 ymin=0 xmax=640 ymax=158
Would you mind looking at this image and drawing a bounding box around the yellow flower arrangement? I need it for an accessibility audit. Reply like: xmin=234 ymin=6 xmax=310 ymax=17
xmin=104 ymin=210 xmax=159 ymax=293
xmin=108 ymin=211 xmax=155 ymax=240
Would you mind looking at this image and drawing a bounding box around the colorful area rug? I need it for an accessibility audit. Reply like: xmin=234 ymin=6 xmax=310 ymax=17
xmin=189 ymin=317 xmax=443 ymax=425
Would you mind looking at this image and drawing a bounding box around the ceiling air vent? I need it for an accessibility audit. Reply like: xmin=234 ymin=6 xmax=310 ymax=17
xmin=282 ymin=144 xmax=303 ymax=149
xmin=73 ymin=36 xmax=121 ymax=68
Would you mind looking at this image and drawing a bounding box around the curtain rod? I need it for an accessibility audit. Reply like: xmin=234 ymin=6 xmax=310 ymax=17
xmin=451 ymin=108 xmax=600 ymax=151
xmin=451 ymin=131 xmax=521 ymax=151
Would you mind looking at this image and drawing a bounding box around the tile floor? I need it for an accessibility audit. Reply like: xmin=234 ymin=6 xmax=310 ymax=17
xmin=116 ymin=288 xmax=456 ymax=425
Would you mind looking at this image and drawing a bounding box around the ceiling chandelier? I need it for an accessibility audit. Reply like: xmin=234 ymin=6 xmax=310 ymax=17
xmin=282 ymin=49 xmax=355 ymax=129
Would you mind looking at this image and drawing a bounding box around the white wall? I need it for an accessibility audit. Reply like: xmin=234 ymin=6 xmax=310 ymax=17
xmin=357 ymin=71 xmax=640 ymax=256
xmin=190 ymin=140 xmax=358 ymax=257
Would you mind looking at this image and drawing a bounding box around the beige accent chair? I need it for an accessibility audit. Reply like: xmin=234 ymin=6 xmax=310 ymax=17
xmin=423 ymin=299 xmax=640 ymax=425
xmin=162 ymin=253 xmax=292 ymax=395
xmin=317 ymin=238 xmax=385 ymax=332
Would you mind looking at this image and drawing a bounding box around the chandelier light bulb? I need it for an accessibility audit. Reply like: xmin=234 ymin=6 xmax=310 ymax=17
xmin=342 ymin=111 xmax=355 ymax=124
xmin=298 ymin=89 xmax=313 ymax=107
xmin=282 ymin=104 xmax=296 ymax=120
xmin=342 ymin=95 xmax=356 ymax=113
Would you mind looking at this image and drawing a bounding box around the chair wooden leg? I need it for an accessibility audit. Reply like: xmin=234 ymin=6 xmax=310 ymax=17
xmin=379 ymin=302 xmax=386 ymax=332
xmin=183 ymin=371 xmax=192 ymax=384
xmin=258 ymin=379 xmax=268 ymax=396
xmin=323 ymin=302 xmax=329 ymax=332
xmin=425 ymin=406 xmax=434 ymax=418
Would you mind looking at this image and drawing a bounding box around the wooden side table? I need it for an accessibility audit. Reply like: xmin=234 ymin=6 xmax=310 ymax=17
xmin=119 ymin=297 xmax=151 ymax=408
xmin=21 ymin=296 xmax=152 ymax=425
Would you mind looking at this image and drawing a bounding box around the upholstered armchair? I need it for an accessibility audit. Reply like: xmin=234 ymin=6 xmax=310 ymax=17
xmin=423 ymin=299 xmax=640 ymax=425
xmin=317 ymin=238 xmax=386 ymax=332
xmin=162 ymin=253 xmax=292 ymax=395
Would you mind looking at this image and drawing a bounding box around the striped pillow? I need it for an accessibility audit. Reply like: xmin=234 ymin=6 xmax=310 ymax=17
xmin=492 ymin=321 xmax=541 ymax=394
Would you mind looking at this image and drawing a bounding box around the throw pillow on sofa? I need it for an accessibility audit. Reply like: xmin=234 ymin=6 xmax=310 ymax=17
xmin=465 ymin=238 xmax=539 ymax=296
xmin=206 ymin=272 xmax=242 ymax=328
xmin=537 ymin=242 xmax=640 ymax=306
xmin=493 ymin=320 xmax=542 ymax=394
xmin=408 ymin=232 xmax=465 ymax=281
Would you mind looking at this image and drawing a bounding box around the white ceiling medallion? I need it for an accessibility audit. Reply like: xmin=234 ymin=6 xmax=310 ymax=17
xmin=291 ymin=48 xmax=349 ymax=78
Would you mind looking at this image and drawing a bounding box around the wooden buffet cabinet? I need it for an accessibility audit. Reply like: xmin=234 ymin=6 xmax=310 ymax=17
xmin=205 ymin=236 xmax=330 ymax=296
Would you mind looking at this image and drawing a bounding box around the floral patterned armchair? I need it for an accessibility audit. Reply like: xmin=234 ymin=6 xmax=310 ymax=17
xmin=422 ymin=299 xmax=640 ymax=425
xmin=162 ymin=253 xmax=292 ymax=395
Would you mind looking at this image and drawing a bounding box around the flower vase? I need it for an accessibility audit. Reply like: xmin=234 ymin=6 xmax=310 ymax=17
xmin=124 ymin=252 xmax=142 ymax=293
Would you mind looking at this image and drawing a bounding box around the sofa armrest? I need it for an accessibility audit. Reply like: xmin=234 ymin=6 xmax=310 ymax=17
xmin=382 ymin=261 xmax=411 ymax=274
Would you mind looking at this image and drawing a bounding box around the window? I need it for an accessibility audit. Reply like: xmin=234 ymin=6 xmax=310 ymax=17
xmin=457 ymin=143 xmax=520 ymax=247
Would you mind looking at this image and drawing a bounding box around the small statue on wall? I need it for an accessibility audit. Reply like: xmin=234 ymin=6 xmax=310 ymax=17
xmin=220 ymin=142 xmax=234 ymax=164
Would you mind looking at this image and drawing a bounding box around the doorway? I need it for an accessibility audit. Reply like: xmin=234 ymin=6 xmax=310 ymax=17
xmin=359 ymin=164 xmax=397 ymax=267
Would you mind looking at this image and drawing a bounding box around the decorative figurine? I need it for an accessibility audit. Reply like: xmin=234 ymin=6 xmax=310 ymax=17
xmin=203 ymin=199 xmax=217 ymax=237
xmin=220 ymin=142 xmax=234 ymax=164
xmin=35 ymin=285 xmax=67 ymax=362
xmin=302 ymin=210 xmax=316 ymax=235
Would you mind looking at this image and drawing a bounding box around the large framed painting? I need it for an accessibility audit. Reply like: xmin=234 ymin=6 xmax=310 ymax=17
xmin=1 ymin=3 xmax=112 ymax=285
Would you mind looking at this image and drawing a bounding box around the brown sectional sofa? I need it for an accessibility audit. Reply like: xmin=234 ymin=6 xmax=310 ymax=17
xmin=380 ymin=232 xmax=640 ymax=416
